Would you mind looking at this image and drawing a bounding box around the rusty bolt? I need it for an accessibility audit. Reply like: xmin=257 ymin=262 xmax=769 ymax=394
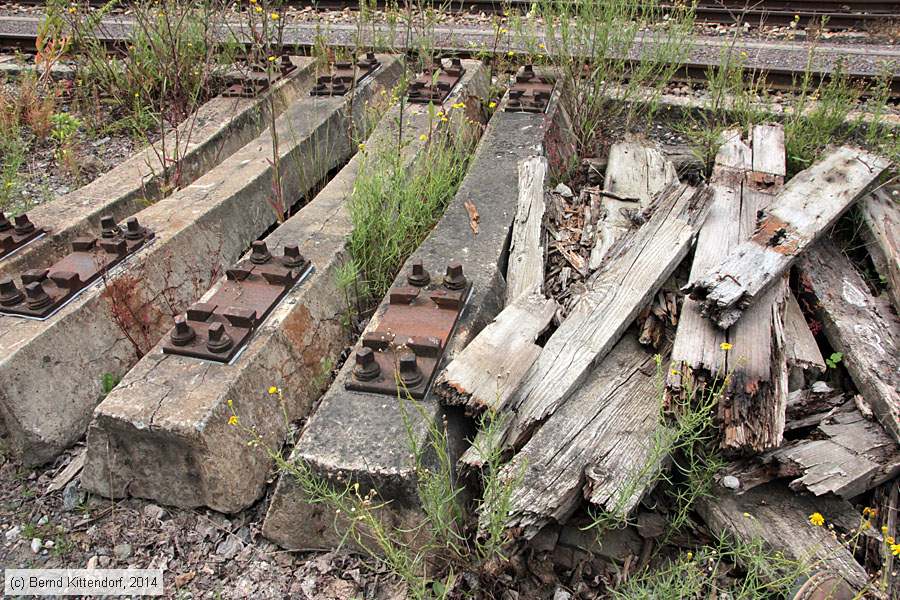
xmin=282 ymin=244 xmax=306 ymax=268
xmin=523 ymin=64 xmax=535 ymax=79
xmin=100 ymin=215 xmax=119 ymax=238
xmin=406 ymin=260 xmax=430 ymax=287
xmin=170 ymin=315 xmax=196 ymax=346
xmin=124 ymin=217 xmax=144 ymax=240
xmin=443 ymin=261 xmax=467 ymax=290
xmin=0 ymin=234 xmax=13 ymax=252
xmin=206 ymin=322 xmax=233 ymax=353
xmin=250 ymin=240 xmax=272 ymax=265
xmin=24 ymin=282 xmax=52 ymax=310
xmin=353 ymin=347 xmax=381 ymax=381
xmin=13 ymin=214 xmax=35 ymax=236
xmin=0 ymin=278 xmax=23 ymax=306
xmin=0 ymin=212 xmax=11 ymax=232
xmin=398 ymin=351 xmax=423 ymax=387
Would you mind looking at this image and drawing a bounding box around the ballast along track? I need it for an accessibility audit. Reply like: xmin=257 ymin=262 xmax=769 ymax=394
xmin=2 ymin=15 xmax=899 ymax=97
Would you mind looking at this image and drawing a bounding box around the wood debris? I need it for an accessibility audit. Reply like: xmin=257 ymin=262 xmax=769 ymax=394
xmin=506 ymin=156 xmax=547 ymax=302
xmin=685 ymin=147 xmax=891 ymax=329
xmin=859 ymin=184 xmax=900 ymax=312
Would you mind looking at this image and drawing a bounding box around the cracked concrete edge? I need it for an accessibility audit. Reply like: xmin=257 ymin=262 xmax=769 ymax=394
xmin=0 ymin=56 xmax=404 ymax=467
xmin=0 ymin=56 xmax=318 ymax=281
xmin=80 ymin=60 xmax=489 ymax=514
xmin=262 ymin=87 xmax=575 ymax=551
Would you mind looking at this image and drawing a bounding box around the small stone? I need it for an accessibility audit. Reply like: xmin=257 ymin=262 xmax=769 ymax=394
xmin=553 ymin=588 xmax=572 ymax=600
xmin=98 ymin=556 xmax=111 ymax=568
xmin=86 ymin=555 xmax=99 ymax=569
xmin=811 ymin=381 xmax=833 ymax=394
xmin=554 ymin=183 xmax=573 ymax=198
xmin=31 ymin=538 xmax=42 ymax=554
xmin=216 ymin=535 xmax=242 ymax=559
xmin=722 ymin=475 xmax=741 ymax=490
xmin=36 ymin=515 xmax=49 ymax=526
xmin=113 ymin=543 xmax=133 ymax=560
xmin=5 ymin=526 xmax=20 ymax=542
xmin=63 ymin=480 xmax=86 ymax=511
xmin=143 ymin=504 xmax=167 ymax=520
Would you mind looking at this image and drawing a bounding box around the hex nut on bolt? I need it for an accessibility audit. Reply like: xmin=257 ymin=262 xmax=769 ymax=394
xmin=250 ymin=241 xmax=272 ymax=265
xmin=206 ymin=322 xmax=233 ymax=353
xmin=0 ymin=278 xmax=23 ymax=306
xmin=398 ymin=351 xmax=423 ymax=387
xmin=24 ymin=282 xmax=51 ymax=310
xmin=13 ymin=214 xmax=35 ymax=235
xmin=353 ymin=347 xmax=381 ymax=381
xmin=170 ymin=315 xmax=196 ymax=346
xmin=124 ymin=217 xmax=144 ymax=241
xmin=0 ymin=212 xmax=10 ymax=232
xmin=282 ymin=244 xmax=306 ymax=268
xmin=443 ymin=262 xmax=467 ymax=290
xmin=407 ymin=261 xmax=430 ymax=287
xmin=100 ymin=215 xmax=118 ymax=238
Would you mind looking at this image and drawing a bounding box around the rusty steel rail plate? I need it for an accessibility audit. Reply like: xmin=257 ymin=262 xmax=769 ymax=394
xmin=161 ymin=241 xmax=311 ymax=363
xmin=504 ymin=64 xmax=554 ymax=113
xmin=0 ymin=212 xmax=46 ymax=260
xmin=408 ymin=58 xmax=466 ymax=104
xmin=222 ymin=56 xmax=297 ymax=98
xmin=0 ymin=216 xmax=154 ymax=319
xmin=310 ymin=53 xmax=380 ymax=97
xmin=346 ymin=261 xmax=471 ymax=399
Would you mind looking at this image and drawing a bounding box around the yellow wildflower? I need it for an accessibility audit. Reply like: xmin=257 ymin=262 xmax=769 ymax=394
xmin=720 ymin=342 xmax=733 ymax=351
xmin=887 ymin=536 xmax=895 ymax=545
xmin=499 ymin=28 xmax=508 ymax=34
xmin=686 ymin=551 xmax=693 ymax=560
xmin=538 ymin=43 xmax=546 ymax=50
xmin=743 ymin=512 xmax=751 ymax=519
xmin=268 ymin=55 xmax=276 ymax=62
xmin=670 ymin=368 xmax=680 ymax=376
xmin=419 ymin=134 xmax=428 ymax=141
xmin=249 ymin=0 xmax=256 ymax=3
xmin=228 ymin=415 xmax=239 ymax=426
xmin=488 ymin=101 xmax=497 ymax=109
xmin=268 ymin=386 xmax=278 ymax=394
xmin=270 ymin=12 xmax=279 ymax=20
xmin=809 ymin=512 xmax=825 ymax=527
xmin=68 ymin=6 xmax=77 ymax=13
xmin=882 ymin=525 xmax=889 ymax=534
xmin=227 ymin=399 xmax=233 ymax=407
xmin=892 ymin=543 xmax=900 ymax=557
xmin=440 ymin=117 xmax=448 ymax=123
xmin=255 ymin=5 xmax=262 ymax=12
xmin=452 ymin=101 xmax=465 ymax=109
xmin=507 ymin=50 xmax=514 ymax=57
xmin=358 ymin=142 xmax=366 ymax=151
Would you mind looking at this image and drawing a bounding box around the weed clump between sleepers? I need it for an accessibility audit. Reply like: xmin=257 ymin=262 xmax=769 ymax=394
xmin=343 ymin=125 xmax=475 ymax=312
xmin=510 ymin=0 xmax=695 ymax=154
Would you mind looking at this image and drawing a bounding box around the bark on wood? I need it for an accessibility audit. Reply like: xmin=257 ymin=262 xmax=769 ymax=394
xmin=859 ymin=185 xmax=900 ymax=312
xmin=698 ymin=482 xmax=869 ymax=591
xmin=798 ymin=239 xmax=900 ymax=445
xmin=724 ymin=406 xmax=900 ymax=499
xmin=498 ymin=182 xmax=711 ymax=450
xmin=588 ymin=141 xmax=678 ymax=270
xmin=507 ymin=156 xmax=548 ymax=303
xmin=496 ymin=332 xmax=667 ymax=537
xmin=668 ymin=126 xmax=790 ymax=453
xmin=434 ymin=292 xmax=556 ymax=414
xmin=686 ymin=147 xmax=891 ymax=329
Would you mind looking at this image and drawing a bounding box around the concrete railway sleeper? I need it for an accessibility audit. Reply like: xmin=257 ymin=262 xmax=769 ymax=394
xmin=80 ymin=59 xmax=491 ymax=514
xmin=0 ymin=54 xmax=403 ymax=466
xmin=0 ymin=56 xmax=319 ymax=281
xmin=261 ymin=68 xmax=576 ymax=551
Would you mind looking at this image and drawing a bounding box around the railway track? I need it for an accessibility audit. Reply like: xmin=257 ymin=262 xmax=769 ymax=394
xmin=9 ymin=0 xmax=900 ymax=28
xmin=1 ymin=12 xmax=899 ymax=95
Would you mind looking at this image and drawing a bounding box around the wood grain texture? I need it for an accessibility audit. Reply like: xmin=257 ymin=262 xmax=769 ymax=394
xmin=498 ymin=332 xmax=665 ymax=537
xmin=724 ymin=406 xmax=900 ymax=498
xmin=698 ymin=482 xmax=869 ymax=591
xmin=434 ymin=292 xmax=556 ymax=413
xmin=588 ymin=141 xmax=677 ymax=270
xmin=499 ymin=182 xmax=711 ymax=450
xmin=783 ymin=291 xmax=825 ymax=378
xmin=507 ymin=156 xmax=548 ymax=303
xmin=859 ymin=186 xmax=900 ymax=312
xmin=798 ymin=239 xmax=900 ymax=445
xmin=686 ymin=147 xmax=891 ymax=329
xmin=668 ymin=126 xmax=790 ymax=453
